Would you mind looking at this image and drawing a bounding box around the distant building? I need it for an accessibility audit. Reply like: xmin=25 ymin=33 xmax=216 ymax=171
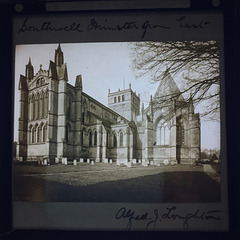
xmin=16 ymin=44 xmax=201 ymax=164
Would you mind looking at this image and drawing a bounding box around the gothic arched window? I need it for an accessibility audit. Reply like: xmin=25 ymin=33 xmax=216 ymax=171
xmin=89 ymin=131 xmax=92 ymax=146
xmin=43 ymin=125 xmax=46 ymax=142
xmin=32 ymin=95 xmax=35 ymax=120
xmin=118 ymin=96 xmax=120 ymax=102
xmin=37 ymin=94 xmax=40 ymax=119
xmin=44 ymin=90 xmax=48 ymax=118
xmin=36 ymin=125 xmax=40 ymax=143
xmin=29 ymin=96 xmax=33 ymax=120
xmin=113 ymin=133 xmax=117 ymax=147
xmin=122 ymin=95 xmax=125 ymax=101
xmin=114 ymin=97 xmax=116 ymax=103
xmin=156 ymin=120 xmax=170 ymax=145
xmin=119 ymin=131 xmax=123 ymax=147
xmin=29 ymin=125 xmax=33 ymax=144
xmin=81 ymin=131 xmax=84 ymax=145
xmin=94 ymin=131 xmax=97 ymax=146
xmin=39 ymin=94 xmax=43 ymax=119
xmin=106 ymin=131 xmax=109 ymax=147
xmin=66 ymin=124 xmax=70 ymax=143
xmin=32 ymin=126 xmax=36 ymax=143
xmin=34 ymin=96 xmax=38 ymax=120
xmin=39 ymin=123 xmax=43 ymax=142
xmin=41 ymin=93 xmax=44 ymax=119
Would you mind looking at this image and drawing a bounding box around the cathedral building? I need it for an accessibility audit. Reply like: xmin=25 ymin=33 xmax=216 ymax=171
xmin=16 ymin=44 xmax=200 ymax=164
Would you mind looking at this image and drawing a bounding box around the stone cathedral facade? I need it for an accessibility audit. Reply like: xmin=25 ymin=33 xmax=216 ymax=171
xmin=16 ymin=45 xmax=200 ymax=164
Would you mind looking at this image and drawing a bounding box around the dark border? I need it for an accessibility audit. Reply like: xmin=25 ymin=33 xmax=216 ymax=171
xmin=223 ymin=0 xmax=240 ymax=236
xmin=1 ymin=0 xmax=240 ymax=239
xmin=0 ymin=1 xmax=13 ymax=237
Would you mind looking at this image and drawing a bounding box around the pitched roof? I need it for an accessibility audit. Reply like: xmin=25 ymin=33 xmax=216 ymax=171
xmin=153 ymin=69 xmax=184 ymax=102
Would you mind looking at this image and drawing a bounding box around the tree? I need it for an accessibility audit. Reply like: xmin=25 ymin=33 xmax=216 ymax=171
xmin=130 ymin=41 xmax=220 ymax=121
xmin=211 ymin=153 xmax=218 ymax=163
xmin=200 ymin=151 xmax=209 ymax=160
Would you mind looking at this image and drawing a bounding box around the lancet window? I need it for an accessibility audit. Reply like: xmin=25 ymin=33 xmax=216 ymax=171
xmin=106 ymin=131 xmax=109 ymax=147
xmin=89 ymin=131 xmax=92 ymax=146
xmin=156 ymin=119 xmax=170 ymax=145
xmin=94 ymin=131 xmax=97 ymax=146
xmin=43 ymin=90 xmax=48 ymax=118
xmin=29 ymin=89 xmax=48 ymax=121
xmin=66 ymin=124 xmax=71 ymax=143
xmin=81 ymin=131 xmax=84 ymax=145
xmin=32 ymin=127 xmax=36 ymax=143
xmin=113 ymin=133 xmax=117 ymax=147
xmin=43 ymin=125 xmax=47 ymax=142
xmin=119 ymin=131 xmax=123 ymax=147
xmin=29 ymin=123 xmax=47 ymax=144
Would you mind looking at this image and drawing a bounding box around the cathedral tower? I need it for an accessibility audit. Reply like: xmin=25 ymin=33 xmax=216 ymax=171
xmin=54 ymin=44 xmax=68 ymax=160
xmin=108 ymin=84 xmax=140 ymax=122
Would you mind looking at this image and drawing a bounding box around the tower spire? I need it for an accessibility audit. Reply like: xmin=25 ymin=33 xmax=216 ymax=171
xmin=55 ymin=43 xmax=64 ymax=66
xmin=25 ymin=57 xmax=34 ymax=80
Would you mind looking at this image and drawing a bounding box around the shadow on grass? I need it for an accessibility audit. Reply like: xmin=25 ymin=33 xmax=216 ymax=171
xmin=14 ymin=171 xmax=220 ymax=203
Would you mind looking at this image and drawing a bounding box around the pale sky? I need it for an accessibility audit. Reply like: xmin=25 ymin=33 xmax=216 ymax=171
xmin=14 ymin=43 xmax=220 ymax=150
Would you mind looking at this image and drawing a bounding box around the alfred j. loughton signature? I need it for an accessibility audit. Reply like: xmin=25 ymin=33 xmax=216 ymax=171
xmin=17 ymin=16 xmax=210 ymax=39
xmin=115 ymin=206 xmax=222 ymax=231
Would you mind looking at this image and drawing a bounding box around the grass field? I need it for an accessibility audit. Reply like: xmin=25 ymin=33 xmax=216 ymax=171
xmin=14 ymin=162 xmax=221 ymax=203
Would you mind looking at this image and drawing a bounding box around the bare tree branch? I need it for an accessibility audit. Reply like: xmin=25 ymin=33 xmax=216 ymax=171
xmin=130 ymin=41 xmax=220 ymax=121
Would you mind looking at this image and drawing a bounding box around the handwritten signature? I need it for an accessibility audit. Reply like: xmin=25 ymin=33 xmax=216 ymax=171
xmin=115 ymin=206 xmax=222 ymax=231
xmin=17 ymin=16 xmax=210 ymax=39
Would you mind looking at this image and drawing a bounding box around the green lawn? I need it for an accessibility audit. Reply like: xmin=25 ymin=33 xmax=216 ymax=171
xmin=14 ymin=162 xmax=221 ymax=203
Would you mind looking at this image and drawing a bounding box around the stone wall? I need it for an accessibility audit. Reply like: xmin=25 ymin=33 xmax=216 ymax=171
xmin=28 ymin=143 xmax=47 ymax=157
